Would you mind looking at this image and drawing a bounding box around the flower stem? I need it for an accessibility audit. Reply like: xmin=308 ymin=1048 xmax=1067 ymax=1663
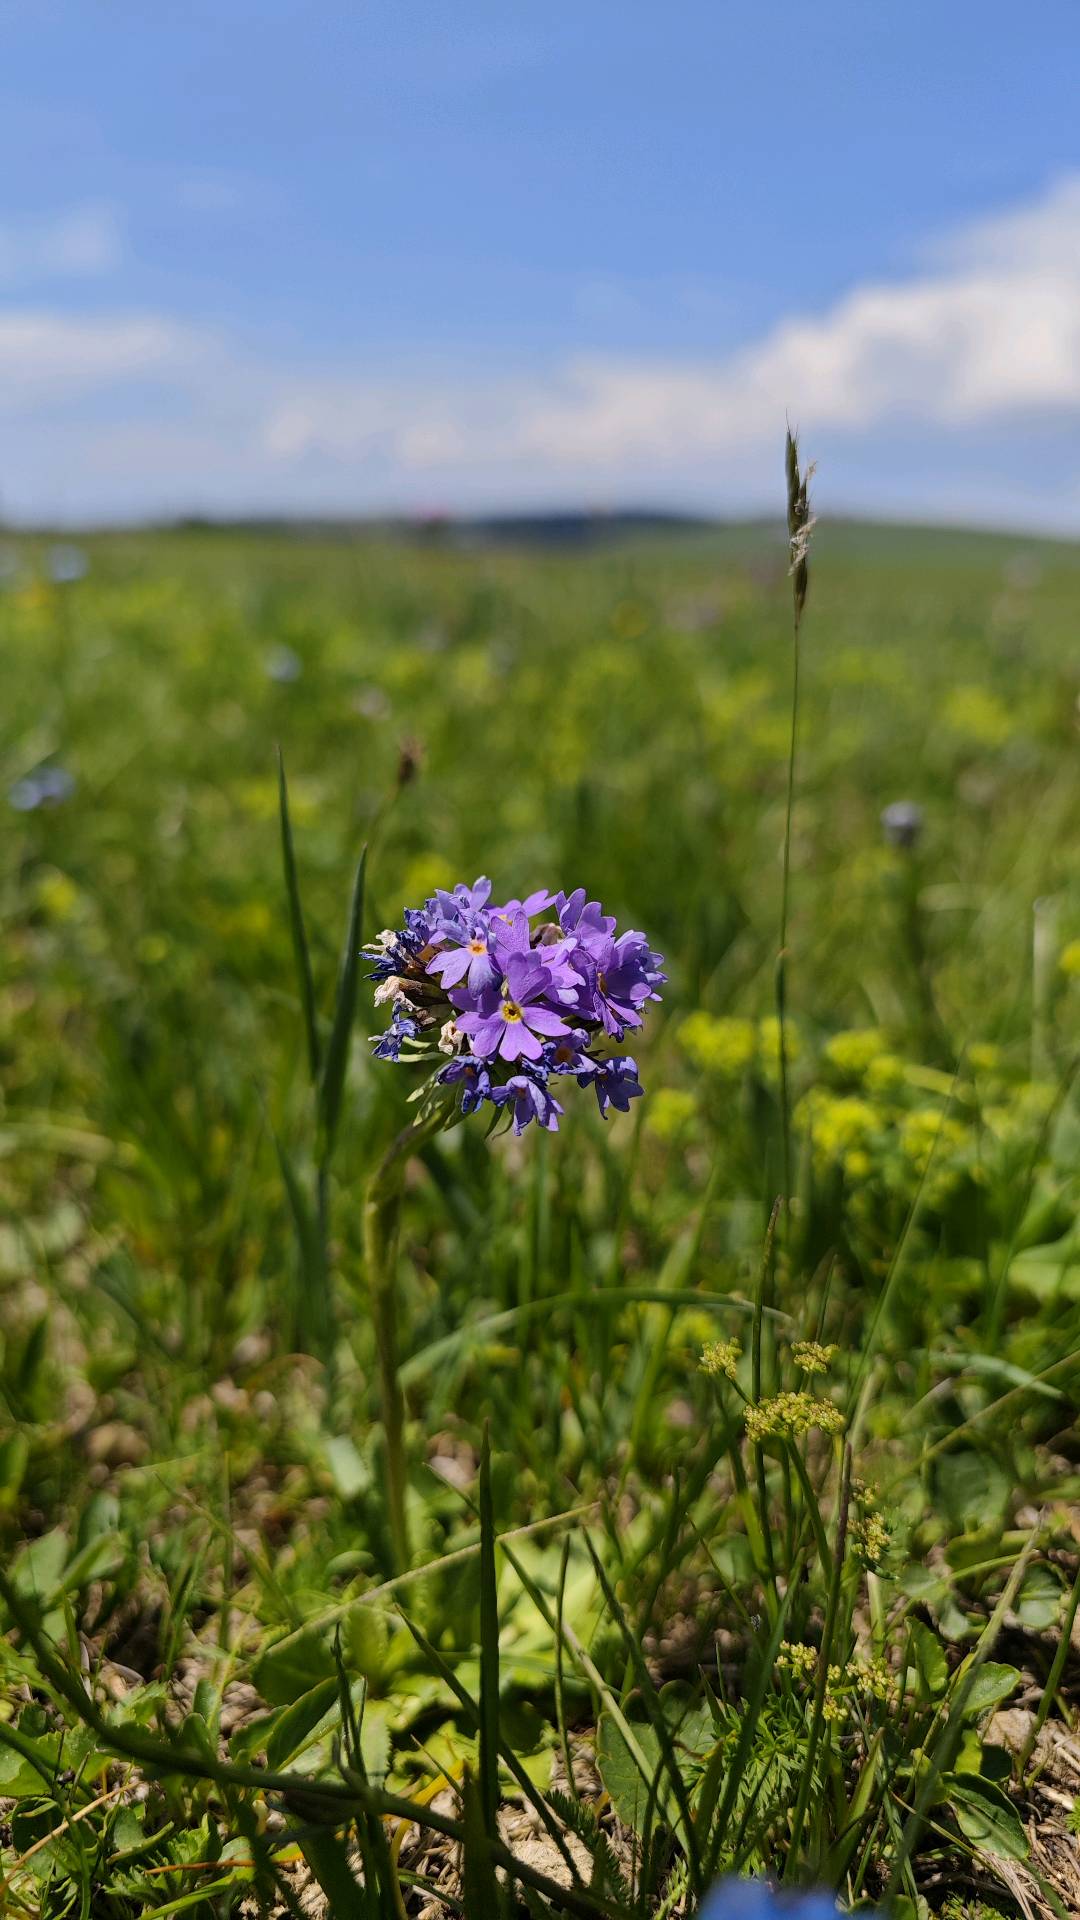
xmin=363 ymin=1108 xmax=445 ymax=1572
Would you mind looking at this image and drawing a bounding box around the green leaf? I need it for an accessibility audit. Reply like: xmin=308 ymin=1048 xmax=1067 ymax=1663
xmin=909 ymin=1619 xmax=948 ymax=1698
xmin=596 ymin=1712 xmax=665 ymax=1838
xmin=945 ymin=1772 xmax=1029 ymax=1860
xmin=932 ymin=1449 xmax=1010 ymax=1533
xmin=324 ymin=1434 xmax=371 ymax=1501
xmin=296 ymin=1828 xmax=366 ymax=1918
xmin=0 ymin=1731 xmax=59 ymax=1796
xmin=264 ymin=1677 xmax=338 ymax=1769
xmin=234 ymin=1679 xmax=390 ymax=1782
xmin=1016 ymin=1562 xmax=1064 ymax=1630
xmin=253 ymin=1623 xmax=337 ymax=1705
xmin=953 ymin=1660 xmax=1021 ymax=1721
xmin=278 ymin=748 xmax=321 ymax=1086
xmin=318 ymin=844 xmax=367 ymax=1160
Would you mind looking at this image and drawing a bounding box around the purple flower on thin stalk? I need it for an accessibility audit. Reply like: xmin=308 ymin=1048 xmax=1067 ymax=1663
xmin=588 ymin=1055 xmax=643 ymax=1118
xmin=437 ymin=1053 xmax=493 ymax=1115
xmin=370 ymin=1014 xmax=418 ymax=1061
xmin=574 ymin=930 xmax=664 ymax=1038
xmin=455 ymin=952 xmax=571 ymax=1063
xmin=426 ymin=914 xmax=501 ymax=994
xmin=491 ymin=1074 xmax=564 ymax=1135
xmin=434 ymin=876 xmax=493 ymax=921
xmin=368 ymin=876 xmax=663 ymax=1133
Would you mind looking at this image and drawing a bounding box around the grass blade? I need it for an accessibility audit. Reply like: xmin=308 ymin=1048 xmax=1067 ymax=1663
xmin=277 ymin=748 xmax=321 ymax=1086
xmin=478 ymin=1422 xmax=500 ymax=1846
xmin=271 ymin=1123 xmax=330 ymax=1355
xmin=582 ymin=1529 xmax=702 ymax=1895
xmin=318 ymin=844 xmax=367 ymax=1161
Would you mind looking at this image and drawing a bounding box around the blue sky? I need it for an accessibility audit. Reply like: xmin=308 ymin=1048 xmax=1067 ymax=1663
xmin=3 ymin=1 xmax=1080 ymax=526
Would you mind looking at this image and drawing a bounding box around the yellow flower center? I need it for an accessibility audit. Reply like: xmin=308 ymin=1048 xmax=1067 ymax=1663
xmin=501 ymin=1000 xmax=523 ymax=1023
xmin=469 ymin=938 xmax=486 ymax=954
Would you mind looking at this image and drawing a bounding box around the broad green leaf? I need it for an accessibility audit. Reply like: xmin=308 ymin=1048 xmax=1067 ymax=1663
xmin=1016 ymin=1562 xmax=1064 ymax=1630
xmin=265 ymin=1676 xmax=338 ymax=1769
xmin=0 ymin=1732 xmax=59 ymax=1796
xmin=953 ymin=1660 xmax=1021 ymax=1721
xmin=254 ymin=1622 xmax=337 ymax=1705
xmin=909 ymin=1619 xmax=948 ymax=1697
xmin=324 ymin=1434 xmax=370 ymax=1501
xmin=597 ymin=1712 xmax=665 ymax=1837
xmin=932 ymin=1449 xmax=1010 ymax=1533
xmin=945 ymin=1772 xmax=1029 ymax=1860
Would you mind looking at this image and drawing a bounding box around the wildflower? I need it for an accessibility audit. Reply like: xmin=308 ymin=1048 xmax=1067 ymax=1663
xmin=823 ymin=1029 xmax=888 ymax=1079
xmin=699 ymin=1877 xmax=875 ymax=1918
xmin=777 ymin=1640 xmax=817 ymax=1680
xmin=588 ymin=1054 xmax=643 ymax=1118
xmin=701 ymin=1337 xmax=740 ymax=1382
xmin=491 ymin=1074 xmax=563 ymax=1136
xmin=648 ymin=1087 xmax=697 ymax=1139
xmin=1060 ymin=940 xmax=1080 ymax=979
xmin=881 ymin=799 xmax=923 ymax=849
xmin=758 ymin=1015 xmax=800 ymax=1077
xmin=9 ymin=765 xmax=76 ymax=812
xmin=370 ymin=1013 xmax=418 ymax=1061
xmin=264 ymin=644 xmax=302 ymax=683
xmin=436 ymin=1053 xmax=493 ymax=1116
xmin=744 ymin=1393 xmax=844 ymax=1444
xmin=455 ymin=953 xmax=571 ymax=1063
xmin=790 ymin=1340 xmax=836 ymax=1377
xmin=367 ymin=878 xmax=664 ymax=1134
xmin=47 ymin=542 xmax=87 ymax=584
xmin=850 ymin=1507 xmax=890 ymax=1570
xmin=678 ymin=1012 xmax=757 ymax=1078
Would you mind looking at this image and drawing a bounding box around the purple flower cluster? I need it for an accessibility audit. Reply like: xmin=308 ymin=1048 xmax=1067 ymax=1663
xmin=366 ymin=878 xmax=664 ymax=1134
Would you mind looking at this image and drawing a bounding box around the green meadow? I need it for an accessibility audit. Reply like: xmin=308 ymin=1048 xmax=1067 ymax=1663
xmin=4 ymin=516 xmax=1080 ymax=1916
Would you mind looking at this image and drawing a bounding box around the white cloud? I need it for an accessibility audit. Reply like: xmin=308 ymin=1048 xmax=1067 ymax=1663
xmin=253 ymin=173 xmax=1080 ymax=476
xmin=0 ymin=311 xmax=210 ymax=409
xmin=0 ymin=205 xmax=123 ymax=285
xmin=3 ymin=175 xmax=1080 ymax=523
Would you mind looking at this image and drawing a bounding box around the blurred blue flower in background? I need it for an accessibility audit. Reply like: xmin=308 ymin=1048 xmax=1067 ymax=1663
xmin=47 ymin=543 xmax=88 ymax=584
xmin=698 ymin=1883 xmax=878 ymax=1919
xmin=880 ymin=799 xmax=923 ymax=850
xmin=9 ymin=765 xmax=77 ymax=812
xmin=264 ymin=644 xmax=303 ymax=683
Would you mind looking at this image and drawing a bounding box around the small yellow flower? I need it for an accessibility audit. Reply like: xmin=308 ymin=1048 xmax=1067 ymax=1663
xmin=790 ymin=1340 xmax=837 ymax=1377
xmin=758 ymin=1015 xmax=800 ymax=1071
xmin=1060 ymin=940 xmax=1080 ymax=979
xmin=647 ymin=1088 xmax=697 ymax=1140
xmin=777 ymin=1640 xmax=817 ymax=1680
xmin=744 ymin=1392 xmax=845 ymax=1444
xmin=942 ymin=684 xmax=1014 ymax=748
xmin=850 ymin=1509 xmax=890 ymax=1569
xmin=678 ymin=1012 xmax=757 ymax=1077
xmin=701 ymin=1337 xmax=740 ymax=1382
xmin=823 ymin=1029 xmax=888 ymax=1079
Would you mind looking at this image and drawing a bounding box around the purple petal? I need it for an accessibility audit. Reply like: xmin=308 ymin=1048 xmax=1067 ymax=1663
xmin=429 ymin=946 xmax=473 ymax=987
xmin=524 ymin=1005 xmax=570 ymax=1036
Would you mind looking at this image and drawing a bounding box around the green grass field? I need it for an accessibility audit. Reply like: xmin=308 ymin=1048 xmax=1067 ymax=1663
xmin=4 ymin=515 xmax=1080 ymax=1916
